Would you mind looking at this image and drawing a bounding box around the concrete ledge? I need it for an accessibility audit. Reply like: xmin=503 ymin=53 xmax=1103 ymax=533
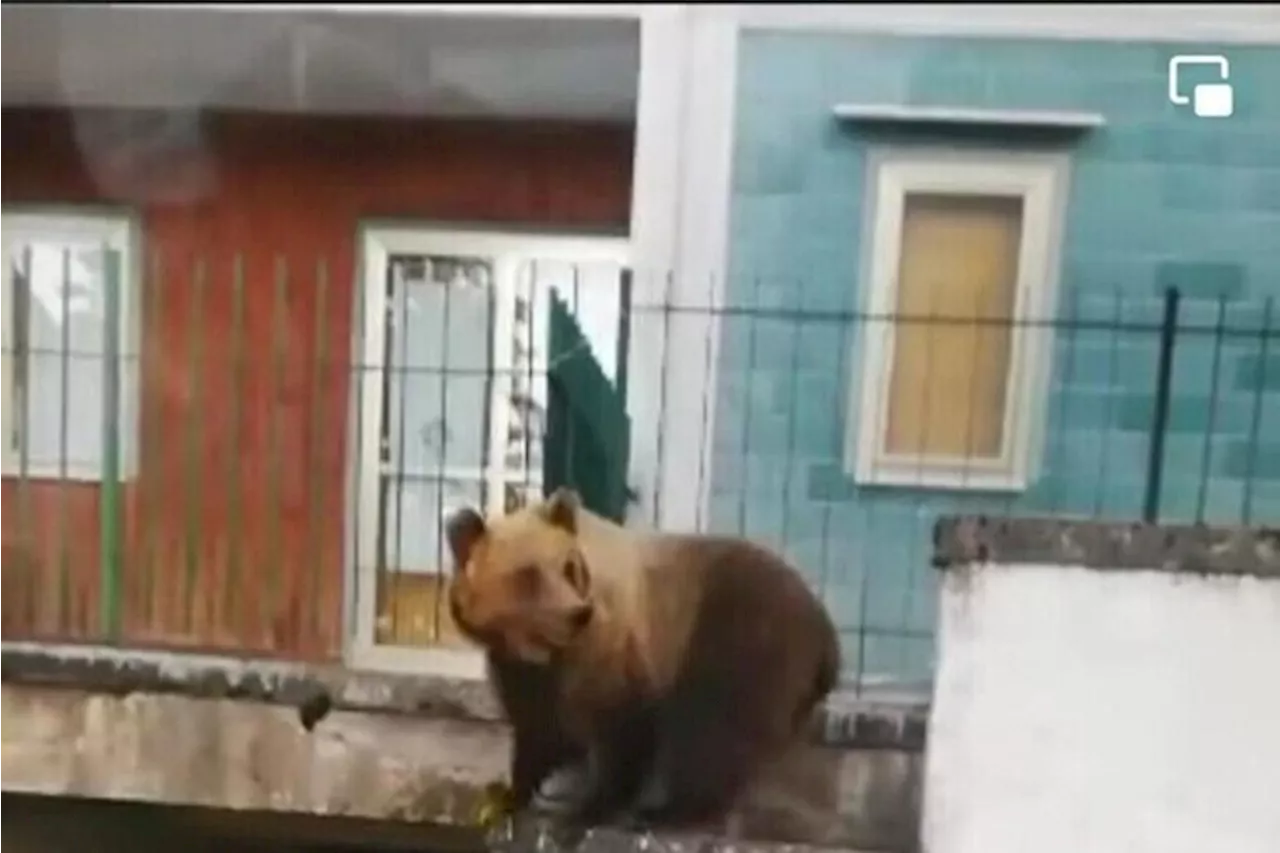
xmin=3 ymin=792 xmax=493 ymax=853
xmin=933 ymin=516 xmax=1280 ymax=578
xmin=0 ymin=641 xmax=504 ymax=721
xmin=0 ymin=792 xmax=881 ymax=853
xmin=1 ymin=682 xmax=923 ymax=852
xmin=500 ymin=822 xmax=892 ymax=853
xmin=0 ymin=642 xmax=929 ymax=752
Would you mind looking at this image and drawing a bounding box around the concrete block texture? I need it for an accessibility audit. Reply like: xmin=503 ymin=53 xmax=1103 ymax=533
xmin=1 ymin=683 xmax=924 ymax=853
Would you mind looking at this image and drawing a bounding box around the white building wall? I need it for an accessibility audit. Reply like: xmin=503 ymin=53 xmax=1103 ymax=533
xmin=924 ymin=562 xmax=1280 ymax=853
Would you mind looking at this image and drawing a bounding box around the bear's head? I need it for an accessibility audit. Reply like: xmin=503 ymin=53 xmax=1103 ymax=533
xmin=445 ymin=487 xmax=595 ymax=664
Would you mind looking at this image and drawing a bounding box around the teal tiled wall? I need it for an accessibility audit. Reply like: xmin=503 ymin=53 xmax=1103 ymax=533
xmin=716 ymin=32 xmax=1280 ymax=688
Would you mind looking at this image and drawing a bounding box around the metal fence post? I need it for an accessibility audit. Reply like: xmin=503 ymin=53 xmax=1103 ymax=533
xmin=615 ymin=267 xmax=633 ymax=406
xmin=99 ymin=245 xmax=123 ymax=640
xmin=1143 ymin=286 xmax=1181 ymax=523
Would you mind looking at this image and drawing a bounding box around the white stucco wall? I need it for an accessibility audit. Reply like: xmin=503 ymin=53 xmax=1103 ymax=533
xmin=923 ymin=562 xmax=1280 ymax=853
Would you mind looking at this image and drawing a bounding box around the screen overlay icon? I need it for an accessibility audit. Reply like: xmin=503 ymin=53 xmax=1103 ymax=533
xmin=1168 ymin=55 xmax=1234 ymax=118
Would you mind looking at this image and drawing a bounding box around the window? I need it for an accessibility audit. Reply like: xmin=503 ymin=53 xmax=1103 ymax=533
xmin=351 ymin=226 xmax=629 ymax=675
xmin=849 ymin=149 xmax=1069 ymax=491
xmin=1 ymin=210 xmax=139 ymax=482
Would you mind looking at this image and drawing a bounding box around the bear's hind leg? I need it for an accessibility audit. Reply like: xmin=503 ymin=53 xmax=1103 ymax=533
xmin=627 ymin=682 xmax=764 ymax=830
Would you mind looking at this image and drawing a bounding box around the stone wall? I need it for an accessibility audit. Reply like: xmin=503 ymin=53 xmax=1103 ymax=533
xmin=1 ymin=645 xmax=927 ymax=852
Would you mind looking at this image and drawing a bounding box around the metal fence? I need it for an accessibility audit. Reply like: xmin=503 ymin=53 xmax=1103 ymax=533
xmin=627 ymin=281 xmax=1279 ymax=695
xmin=2 ymin=248 xmax=1277 ymax=696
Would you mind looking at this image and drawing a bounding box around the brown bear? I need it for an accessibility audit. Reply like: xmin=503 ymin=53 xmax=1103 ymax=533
xmin=445 ymin=487 xmax=840 ymax=830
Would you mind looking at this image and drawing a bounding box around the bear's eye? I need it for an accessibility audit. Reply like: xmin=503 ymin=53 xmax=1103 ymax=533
xmin=513 ymin=564 xmax=541 ymax=598
xmin=563 ymin=556 xmax=587 ymax=592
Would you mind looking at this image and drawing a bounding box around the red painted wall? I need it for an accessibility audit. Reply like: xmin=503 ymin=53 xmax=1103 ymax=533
xmin=0 ymin=107 xmax=634 ymax=660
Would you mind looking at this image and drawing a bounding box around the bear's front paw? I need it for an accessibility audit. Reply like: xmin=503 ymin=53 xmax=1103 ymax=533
xmin=473 ymin=780 xmax=517 ymax=832
xmin=532 ymin=763 xmax=592 ymax=814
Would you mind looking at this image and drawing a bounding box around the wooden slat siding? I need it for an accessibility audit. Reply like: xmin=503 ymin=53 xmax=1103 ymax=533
xmin=1 ymin=107 xmax=634 ymax=660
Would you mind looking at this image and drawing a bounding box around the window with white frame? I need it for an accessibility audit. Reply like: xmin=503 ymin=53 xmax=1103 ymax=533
xmin=352 ymin=225 xmax=630 ymax=672
xmin=849 ymin=148 xmax=1070 ymax=491
xmin=1 ymin=210 xmax=139 ymax=483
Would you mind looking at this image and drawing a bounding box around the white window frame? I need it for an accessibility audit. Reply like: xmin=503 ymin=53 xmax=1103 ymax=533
xmin=1 ymin=208 xmax=141 ymax=483
xmin=348 ymin=224 xmax=630 ymax=677
xmin=847 ymin=147 xmax=1071 ymax=492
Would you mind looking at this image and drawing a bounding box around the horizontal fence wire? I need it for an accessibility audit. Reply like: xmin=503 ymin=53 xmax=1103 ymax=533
xmin=1 ymin=250 xmax=1277 ymax=697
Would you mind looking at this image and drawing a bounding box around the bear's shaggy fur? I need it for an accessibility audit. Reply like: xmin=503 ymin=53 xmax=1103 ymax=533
xmin=446 ymin=488 xmax=840 ymax=829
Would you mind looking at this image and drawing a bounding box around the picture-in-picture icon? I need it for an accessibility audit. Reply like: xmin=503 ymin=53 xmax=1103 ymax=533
xmin=1168 ymin=55 xmax=1234 ymax=118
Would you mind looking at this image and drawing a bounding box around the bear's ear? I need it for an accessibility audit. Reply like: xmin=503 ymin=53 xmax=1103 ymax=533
xmin=445 ymin=507 xmax=487 ymax=573
xmin=542 ymin=487 xmax=581 ymax=533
